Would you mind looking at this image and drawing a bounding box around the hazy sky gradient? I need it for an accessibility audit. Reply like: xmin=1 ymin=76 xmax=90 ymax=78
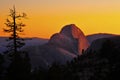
xmin=0 ymin=0 xmax=120 ymax=38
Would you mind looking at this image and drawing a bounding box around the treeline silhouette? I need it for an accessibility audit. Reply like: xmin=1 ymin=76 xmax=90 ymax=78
xmin=31 ymin=40 xmax=120 ymax=80
xmin=0 ymin=40 xmax=120 ymax=80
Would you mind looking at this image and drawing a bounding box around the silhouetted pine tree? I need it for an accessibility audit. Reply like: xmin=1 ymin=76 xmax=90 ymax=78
xmin=4 ymin=6 xmax=26 ymax=55
xmin=3 ymin=6 xmax=31 ymax=80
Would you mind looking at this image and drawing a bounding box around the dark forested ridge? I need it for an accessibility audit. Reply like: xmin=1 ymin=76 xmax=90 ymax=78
xmin=30 ymin=39 xmax=120 ymax=80
xmin=0 ymin=37 xmax=120 ymax=80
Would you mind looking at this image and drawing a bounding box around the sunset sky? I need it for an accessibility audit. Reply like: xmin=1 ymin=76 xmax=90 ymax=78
xmin=0 ymin=0 xmax=120 ymax=38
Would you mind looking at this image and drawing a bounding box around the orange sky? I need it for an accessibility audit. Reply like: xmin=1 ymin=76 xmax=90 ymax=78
xmin=0 ymin=0 xmax=120 ymax=38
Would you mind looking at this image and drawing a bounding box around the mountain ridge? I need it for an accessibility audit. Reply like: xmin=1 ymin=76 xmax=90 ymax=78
xmin=0 ymin=24 xmax=120 ymax=69
xmin=22 ymin=24 xmax=89 ymax=68
xmin=86 ymin=33 xmax=119 ymax=44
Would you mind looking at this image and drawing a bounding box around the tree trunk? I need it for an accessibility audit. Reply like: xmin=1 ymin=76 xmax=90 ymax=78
xmin=13 ymin=6 xmax=17 ymax=54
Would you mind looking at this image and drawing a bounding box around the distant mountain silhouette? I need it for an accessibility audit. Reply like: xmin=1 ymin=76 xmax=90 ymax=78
xmin=0 ymin=37 xmax=48 ymax=53
xmin=86 ymin=33 xmax=118 ymax=44
xmin=87 ymin=36 xmax=120 ymax=52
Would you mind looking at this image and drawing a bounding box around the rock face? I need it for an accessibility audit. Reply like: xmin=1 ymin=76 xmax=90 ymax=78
xmin=49 ymin=24 xmax=89 ymax=55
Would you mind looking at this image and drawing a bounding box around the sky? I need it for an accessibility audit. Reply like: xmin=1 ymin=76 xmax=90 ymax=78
xmin=0 ymin=0 xmax=120 ymax=38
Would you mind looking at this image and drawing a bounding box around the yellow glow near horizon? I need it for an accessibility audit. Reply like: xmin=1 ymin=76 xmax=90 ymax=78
xmin=0 ymin=0 xmax=120 ymax=38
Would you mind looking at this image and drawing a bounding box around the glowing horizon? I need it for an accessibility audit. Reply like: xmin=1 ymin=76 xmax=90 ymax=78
xmin=0 ymin=0 xmax=120 ymax=38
